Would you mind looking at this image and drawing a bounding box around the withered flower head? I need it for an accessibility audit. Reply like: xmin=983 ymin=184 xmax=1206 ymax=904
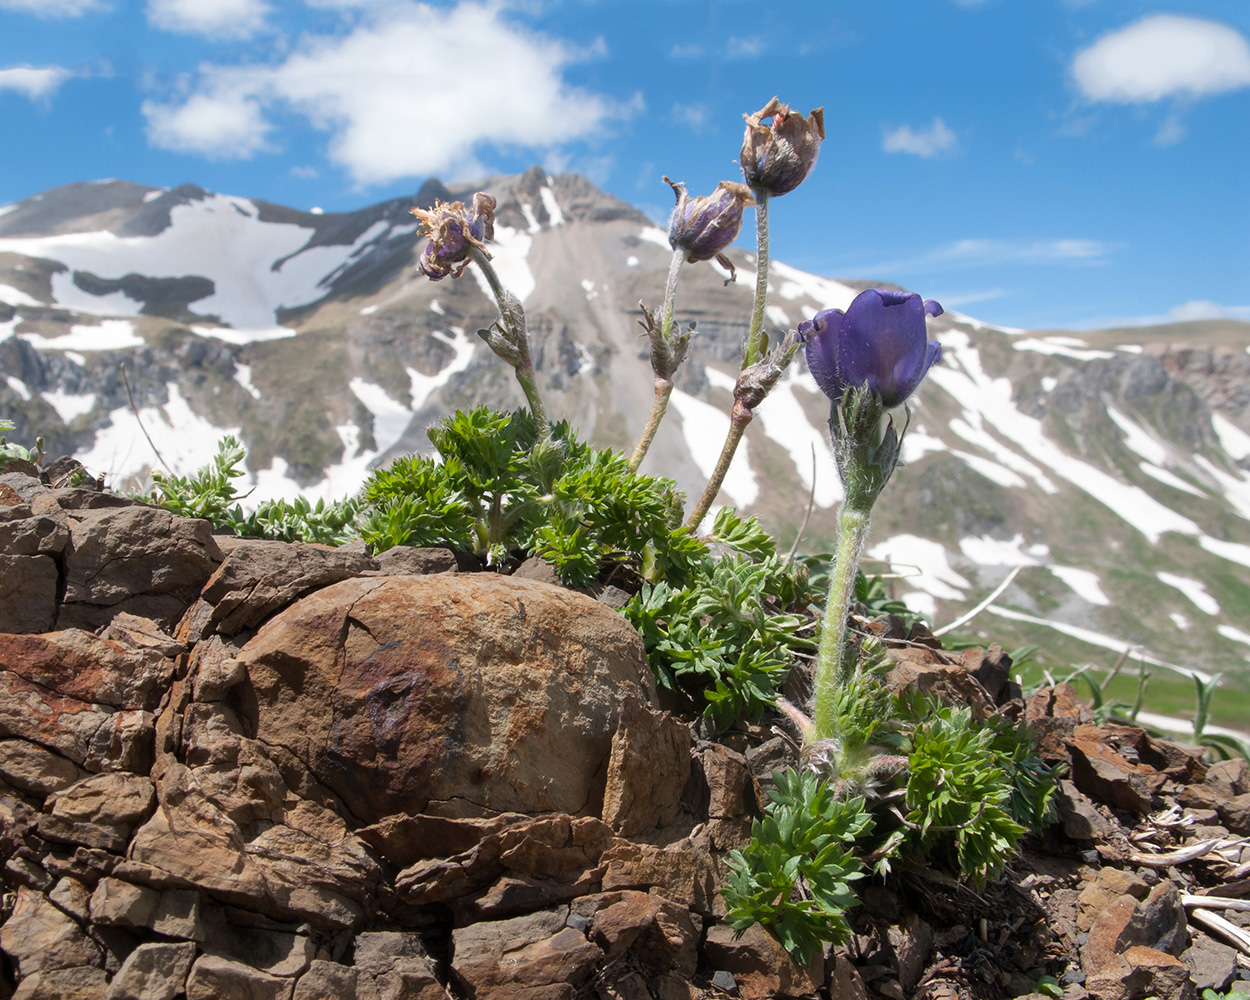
xmin=410 ymin=192 xmax=497 ymax=280
xmin=666 ymin=176 xmax=754 ymax=264
xmin=739 ymin=97 xmax=825 ymax=197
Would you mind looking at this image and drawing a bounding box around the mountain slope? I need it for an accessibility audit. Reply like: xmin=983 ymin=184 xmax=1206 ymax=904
xmin=2 ymin=170 xmax=1250 ymax=714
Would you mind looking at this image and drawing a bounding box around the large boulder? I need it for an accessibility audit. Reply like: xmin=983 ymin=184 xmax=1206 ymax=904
xmin=235 ymin=574 xmax=655 ymax=822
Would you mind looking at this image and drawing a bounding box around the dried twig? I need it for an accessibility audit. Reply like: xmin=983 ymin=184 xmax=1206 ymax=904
xmin=119 ymin=363 xmax=171 ymax=475
xmin=934 ymin=566 xmax=1023 ymax=638
xmin=1188 ymin=907 xmax=1250 ymax=956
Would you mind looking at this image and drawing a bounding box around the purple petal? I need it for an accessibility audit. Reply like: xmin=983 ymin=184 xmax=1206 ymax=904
xmin=802 ymin=308 xmax=846 ymax=400
xmin=924 ymin=299 xmax=943 ymax=318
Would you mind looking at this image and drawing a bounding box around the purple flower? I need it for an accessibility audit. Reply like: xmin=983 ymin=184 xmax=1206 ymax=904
xmin=666 ymin=177 xmax=754 ymax=263
xmin=800 ymin=289 xmax=943 ymax=408
xmin=411 ymin=193 xmax=497 ymax=280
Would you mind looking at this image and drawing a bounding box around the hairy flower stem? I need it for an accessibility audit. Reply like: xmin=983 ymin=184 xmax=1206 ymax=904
xmin=629 ymin=249 xmax=685 ymax=471
xmin=684 ymin=400 xmax=751 ymax=531
xmin=812 ymin=502 xmax=873 ymax=740
xmin=742 ymin=189 xmax=771 ymax=369
xmin=468 ymin=245 xmax=550 ymax=440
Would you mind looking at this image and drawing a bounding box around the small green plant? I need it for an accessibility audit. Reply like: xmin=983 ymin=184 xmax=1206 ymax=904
xmin=0 ymin=418 xmax=44 ymax=468
xmin=624 ymin=507 xmax=815 ymax=729
xmin=1036 ymin=975 xmax=1063 ymax=998
xmin=723 ymin=768 xmax=872 ymax=966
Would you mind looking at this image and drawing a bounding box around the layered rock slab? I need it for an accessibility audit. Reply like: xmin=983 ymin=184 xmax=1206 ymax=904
xmin=236 ymin=574 xmax=655 ymax=822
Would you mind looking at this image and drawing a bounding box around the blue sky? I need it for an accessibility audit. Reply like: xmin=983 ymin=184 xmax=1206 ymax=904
xmin=0 ymin=0 xmax=1247 ymax=331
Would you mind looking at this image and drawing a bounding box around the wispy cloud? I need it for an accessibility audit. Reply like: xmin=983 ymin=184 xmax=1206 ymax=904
xmin=933 ymin=288 xmax=1010 ymax=308
xmin=142 ymin=0 xmax=628 ymax=186
xmin=0 ymin=0 xmax=106 ymax=16
xmin=0 ymin=65 xmax=73 ymax=101
xmin=725 ymin=36 xmax=765 ymax=58
xmin=147 ymin=0 xmax=272 ymax=40
xmin=1069 ymin=300 xmax=1250 ymax=331
xmin=671 ymin=102 xmax=710 ymax=133
xmin=882 ymin=117 xmax=957 ymax=158
xmin=1072 ymin=15 xmax=1250 ymax=103
xmin=859 ymin=237 xmax=1115 ymax=276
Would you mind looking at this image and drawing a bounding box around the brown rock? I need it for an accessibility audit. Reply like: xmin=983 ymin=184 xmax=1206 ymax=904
xmin=888 ymin=913 xmax=933 ymax=994
xmin=104 ymin=941 xmax=197 ymax=1000
xmin=0 ymin=553 xmax=58 ymax=632
xmin=0 ymin=885 xmax=103 ymax=977
xmin=960 ymin=644 xmax=1020 ymax=704
xmin=0 ymin=629 xmax=174 ymax=711
xmin=1026 ymin=683 xmax=1094 ymax=723
xmin=1086 ymin=946 xmax=1195 ymax=1000
xmin=186 ymin=954 xmax=295 ymax=1000
xmin=38 ymin=772 xmax=156 ymax=852
xmin=601 ymin=693 xmax=691 ymax=836
xmin=293 ymin=961 xmax=373 ymax=1000
xmin=696 ymin=743 xmax=757 ymax=820
xmin=1070 ymin=738 xmax=1154 ymax=813
xmin=201 ymin=538 xmax=376 ymax=635
xmin=1205 ymin=758 xmax=1250 ymax=796
xmin=61 ymin=504 xmax=222 ymax=621
xmin=1076 ymin=868 xmax=1150 ymax=932
xmin=827 ymin=952 xmax=870 ymax=1000
xmin=451 ymin=908 xmax=603 ymax=1000
xmin=0 ymin=739 xmax=88 ymax=796
xmin=371 ymin=546 xmax=459 ymax=575
xmin=1056 ymin=779 xmax=1116 ymax=841
xmin=0 ymin=482 xmax=68 ymax=556
xmin=885 ymin=651 xmax=996 ymax=720
xmin=1218 ymin=793 xmax=1250 ymax=835
xmin=11 ymin=965 xmax=109 ymax=1000
xmin=237 ymin=574 xmax=656 ymax=822
xmin=703 ymin=922 xmax=822 ymax=1000
xmin=1139 ymin=735 xmax=1208 ymax=784
xmin=599 ymin=841 xmax=719 ymax=916
xmin=582 ymin=891 xmax=698 ymax=976
xmin=1082 ymin=882 xmax=1187 ymax=975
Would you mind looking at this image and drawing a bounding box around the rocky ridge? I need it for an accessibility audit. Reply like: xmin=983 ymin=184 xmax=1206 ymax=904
xmin=1 ymin=466 xmax=1249 ymax=999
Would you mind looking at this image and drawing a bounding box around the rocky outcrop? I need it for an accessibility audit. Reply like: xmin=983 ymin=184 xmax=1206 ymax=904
xmin=2 ymin=470 xmax=1249 ymax=999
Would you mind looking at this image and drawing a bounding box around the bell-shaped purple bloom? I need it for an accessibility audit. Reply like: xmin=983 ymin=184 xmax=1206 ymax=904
xmin=800 ymin=289 xmax=943 ymax=408
xmin=666 ymin=177 xmax=754 ymax=263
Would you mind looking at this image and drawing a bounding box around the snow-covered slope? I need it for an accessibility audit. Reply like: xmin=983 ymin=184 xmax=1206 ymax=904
xmin=3 ymin=169 xmax=1250 ymax=699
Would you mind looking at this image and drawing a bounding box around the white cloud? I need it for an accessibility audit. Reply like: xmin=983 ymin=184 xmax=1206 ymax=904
xmin=0 ymin=0 xmax=105 ymax=15
xmin=141 ymin=0 xmax=620 ymax=185
xmin=725 ymin=37 xmax=764 ymax=58
xmin=1072 ymin=14 xmax=1250 ymax=103
xmin=143 ymin=87 xmax=272 ymax=157
xmin=1153 ymin=112 xmax=1186 ymax=147
xmin=671 ymin=102 xmax=709 ymax=133
xmin=1068 ymin=300 xmax=1250 ymax=331
xmin=147 ymin=0 xmax=271 ymax=39
xmin=882 ymin=117 xmax=957 ymax=157
xmin=0 ymin=66 xmax=72 ymax=101
xmin=862 ymin=238 xmax=1111 ymax=276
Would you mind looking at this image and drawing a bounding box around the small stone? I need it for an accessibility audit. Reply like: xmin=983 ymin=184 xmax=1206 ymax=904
xmin=185 ymin=954 xmax=295 ymax=1000
xmin=710 ymin=969 xmax=738 ymax=993
xmin=11 ymin=965 xmax=109 ymax=1000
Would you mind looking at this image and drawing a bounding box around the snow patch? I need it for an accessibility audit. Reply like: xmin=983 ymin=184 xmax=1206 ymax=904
xmin=901 ymin=429 xmax=946 ymax=464
xmin=1011 ymin=337 xmax=1115 ymax=361
xmin=142 ymin=190 xmax=164 ymax=203
xmin=765 ymin=304 xmax=791 ymax=328
xmin=470 ymin=224 xmax=534 ymax=303
xmin=638 ymin=227 xmax=669 ymax=250
xmin=581 ymin=279 xmax=598 ymax=300
xmin=76 ymin=383 xmax=239 ymax=486
xmin=930 ymin=329 xmax=1201 ymax=543
xmin=22 ymin=319 xmax=144 ymax=351
xmin=1040 ymin=377 xmax=1057 ymax=392
xmin=5 ymin=376 xmax=30 ymax=401
xmin=1212 ymin=414 xmax=1250 ymax=461
xmin=520 ymin=203 xmax=542 ymax=234
xmin=986 ymin=604 xmax=1212 ymax=682
xmin=41 ymin=388 xmax=96 ymax=421
xmin=954 ymin=450 xmax=1028 ymax=488
xmin=1194 ymin=455 xmax=1250 ymax=520
xmin=233 ymin=364 xmax=262 ymax=400
xmin=869 ymin=535 xmax=969 ymax=602
xmin=1170 ymin=612 xmax=1190 ymax=630
xmin=1218 ymin=624 xmax=1250 ymax=647
xmin=360 ymin=304 xmax=378 ymax=315
xmin=1199 ymin=535 xmax=1250 ymax=569
xmin=1139 ymin=462 xmax=1205 ymax=497
xmin=189 ymin=324 xmax=295 ymax=345
xmin=0 ymin=315 xmax=17 ymax=342
xmin=0 ymin=284 xmax=41 ymax=307
xmin=1157 ymin=572 xmax=1219 ymax=615
xmin=959 ymin=534 xmax=1037 ymax=567
xmin=747 ymin=369 xmax=842 ymax=508
xmin=1107 ymin=405 xmax=1167 ymax=466
xmin=668 ymin=387 xmax=758 ymax=508
xmin=768 ymin=261 xmax=858 ymax=311
xmin=626 ymin=256 xmax=640 ymax=268
xmin=430 ymin=299 xmax=444 ymax=315
xmin=1049 ymin=566 xmax=1110 ymax=606
xmin=539 ymin=187 xmax=564 ymax=226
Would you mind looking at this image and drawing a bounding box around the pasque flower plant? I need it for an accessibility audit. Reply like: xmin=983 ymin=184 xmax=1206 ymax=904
xmin=802 ymin=288 xmax=943 ymax=746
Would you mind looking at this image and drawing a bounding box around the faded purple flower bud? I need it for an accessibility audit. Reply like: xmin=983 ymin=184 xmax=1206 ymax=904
xmin=740 ymin=97 xmax=825 ymax=196
xmin=410 ymin=192 xmax=497 ymax=280
xmin=666 ymin=176 xmax=754 ymax=267
xmin=800 ymin=289 xmax=943 ymax=408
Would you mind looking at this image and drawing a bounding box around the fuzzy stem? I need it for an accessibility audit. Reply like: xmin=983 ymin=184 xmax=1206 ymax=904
xmin=629 ymin=249 xmax=685 ymax=471
xmin=468 ymin=245 xmax=550 ymax=439
xmin=812 ymin=502 xmax=873 ymax=740
xmin=742 ymin=189 xmax=771 ymax=368
xmin=684 ymin=400 xmax=751 ymax=531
